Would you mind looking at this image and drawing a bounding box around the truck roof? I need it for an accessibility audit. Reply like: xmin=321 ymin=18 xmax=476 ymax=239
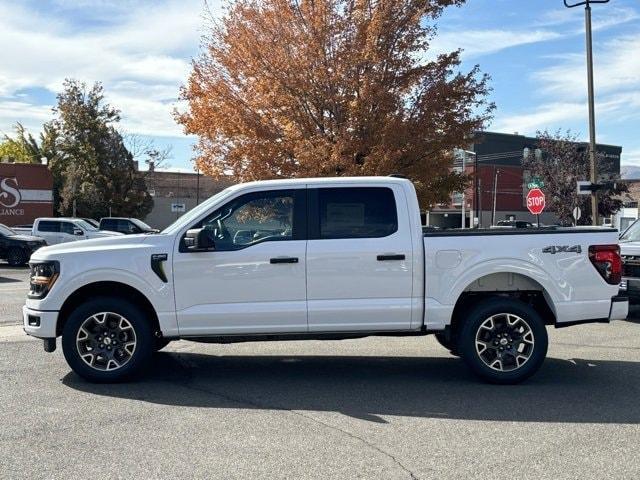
xmin=226 ymin=176 xmax=413 ymax=191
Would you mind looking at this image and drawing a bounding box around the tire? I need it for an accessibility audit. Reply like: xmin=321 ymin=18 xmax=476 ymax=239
xmin=62 ymin=297 xmax=154 ymax=383
xmin=7 ymin=248 xmax=26 ymax=266
xmin=457 ymin=297 xmax=548 ymax=384
xmin=434 ymin=332 xmax=459 ymax=357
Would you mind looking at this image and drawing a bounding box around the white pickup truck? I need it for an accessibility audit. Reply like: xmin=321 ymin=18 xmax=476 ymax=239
xmin=23 ymin=177 xmax=627 ymax=384
xmin=15 ymin=217 xmax=123 ymax=245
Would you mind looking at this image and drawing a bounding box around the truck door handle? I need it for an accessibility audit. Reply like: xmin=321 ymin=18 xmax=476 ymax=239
xmin=270 ymin=257 xmax=299 ymax=264
xmin=377 ymin=254 xmax=406 ymax=261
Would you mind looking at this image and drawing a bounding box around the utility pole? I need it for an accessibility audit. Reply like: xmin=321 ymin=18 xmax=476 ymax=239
xmin=196 ymin=167 xmax=201 ymax=205
xmin=478 ymin=178 xmax=482 ymax=228
xmin=564 ymin=0 xmax=609 ymax=226
xmin=491 ymin=168 xmax=499 ymax=226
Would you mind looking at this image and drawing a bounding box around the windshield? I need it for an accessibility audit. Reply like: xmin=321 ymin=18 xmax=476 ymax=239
xmin=131 ymin=218 xmax=153 ymax=230
xmin=620 ymin=219 xmax=640 ymax=242
xmin=0 ymin=224 xmax=16 ymax=236
xmin=75 ymin=219 xmax=98 ymax=231
xmin=162 ymin=187 xmax=236 ymax=235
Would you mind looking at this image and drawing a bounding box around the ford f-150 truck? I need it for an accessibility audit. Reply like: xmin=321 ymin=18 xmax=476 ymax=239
xmin=15 ymin=218 xmax=123 ymax=245
xmin=23 ymin=177 xmax=628 ymax=384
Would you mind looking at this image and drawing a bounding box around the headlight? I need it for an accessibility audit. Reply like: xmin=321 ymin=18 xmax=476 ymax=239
xmin=28 ymin=261 xmax=59 ymax=299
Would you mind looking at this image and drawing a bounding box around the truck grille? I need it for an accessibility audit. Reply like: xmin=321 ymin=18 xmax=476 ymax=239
xmin=622 ymin=255 xmax=640 ymax=277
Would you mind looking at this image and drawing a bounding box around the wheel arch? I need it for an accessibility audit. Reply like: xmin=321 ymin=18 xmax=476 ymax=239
xmin=57 ymin=281 xmax=161 ymax=337
xmin=449 ymin=272 xmax=557 ymax=337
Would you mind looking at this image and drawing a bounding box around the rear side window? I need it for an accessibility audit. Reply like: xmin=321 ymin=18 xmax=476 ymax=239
xmin=316 ymin=187 xmax=398 ymax=239
xmin=38 ymin=221 xmax=60 ymax=233
xmin=101 ymin=219 xmax=117 ymax=230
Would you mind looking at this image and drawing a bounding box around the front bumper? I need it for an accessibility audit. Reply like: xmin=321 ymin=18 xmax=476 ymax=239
xmin=621 ymin=277 xmax=640 ymax=302
xmin=22 ymin=305 xmax=58 ymax=339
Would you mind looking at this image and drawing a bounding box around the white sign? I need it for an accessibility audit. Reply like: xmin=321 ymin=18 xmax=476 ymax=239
xmin=573 ymin=207 xmax=582 ymax=221
xmin=171 ymin=203 xmax=186 ymax=213
xmin=577 ymin=181 xmax=592 ymax=195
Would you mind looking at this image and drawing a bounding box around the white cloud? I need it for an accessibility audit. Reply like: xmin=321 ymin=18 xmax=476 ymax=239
xmin=537 ymin=5 xmax=639 ymax=31
xmin=430 ymin=29 xmax=562 ymax=58
xmin=534 ymin=35 xmax=640 ymax=101
xmin=622 ymin=149 xmax=640 ymax=167
xmin=0 ymin=0 xmax=220 ymax=138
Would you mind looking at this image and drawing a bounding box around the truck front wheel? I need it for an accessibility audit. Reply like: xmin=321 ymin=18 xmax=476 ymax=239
xmin=62 ymin=297 xmax=154 ymax=382
xmin=457 ymin=298 xmax=548 ymax=384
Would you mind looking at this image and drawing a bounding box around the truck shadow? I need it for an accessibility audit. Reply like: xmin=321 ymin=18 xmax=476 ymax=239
xmin=63 ymin=353 xmax=640 ymax=424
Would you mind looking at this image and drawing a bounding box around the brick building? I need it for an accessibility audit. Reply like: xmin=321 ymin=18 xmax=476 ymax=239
xmin=428 ymin=131 xmax=623 ymax=228
xmin=0 ymin=162 xmax=53 ymax=227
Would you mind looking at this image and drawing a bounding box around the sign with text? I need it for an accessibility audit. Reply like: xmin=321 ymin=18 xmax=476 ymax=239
xmin=526 ymin=188 xmax=545 ymax=215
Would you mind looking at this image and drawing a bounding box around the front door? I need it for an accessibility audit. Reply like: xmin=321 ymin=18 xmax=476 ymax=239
xmin=306 ymin=185 xmax=414 ymax=331
xmin=173 ymin=188 xmax=307 ymax=336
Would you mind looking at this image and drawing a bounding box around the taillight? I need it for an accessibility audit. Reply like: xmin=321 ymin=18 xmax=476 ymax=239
xmin=588 ymin=244 xmax=621 ymax=285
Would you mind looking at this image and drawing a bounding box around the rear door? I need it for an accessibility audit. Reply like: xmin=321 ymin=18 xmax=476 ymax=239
xmin=306 ymin=185 xmax=414 ymax=331
xmin=36 ymin=221 xmax=62 ymax=245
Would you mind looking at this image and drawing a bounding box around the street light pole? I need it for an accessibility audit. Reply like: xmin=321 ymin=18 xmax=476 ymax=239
xmin=564 ymin=0 xmax=609 ymax=226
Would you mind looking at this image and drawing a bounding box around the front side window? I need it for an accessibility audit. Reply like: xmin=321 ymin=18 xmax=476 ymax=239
xmin=61 ymin=222 xmax=76 ymax=235
xmin=195 ymin=190 xmax=295 ymax=251
xmin=317 ymin=187 xmax=398 ymax=239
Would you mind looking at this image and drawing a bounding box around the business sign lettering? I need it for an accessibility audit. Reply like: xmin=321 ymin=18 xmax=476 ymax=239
xmin=0 ymin=178 xmax=23 ymax=216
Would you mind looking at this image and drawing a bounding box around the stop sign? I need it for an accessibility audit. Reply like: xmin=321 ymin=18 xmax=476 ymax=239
xmin=526 ymin=188 xmax=545 ymax=215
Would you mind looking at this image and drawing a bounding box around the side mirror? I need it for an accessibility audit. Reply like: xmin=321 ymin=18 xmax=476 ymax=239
xmin=184 ymin=228 xmax=215 ymax=251
xmin=73 ymin=228 xmax=84 ymax=236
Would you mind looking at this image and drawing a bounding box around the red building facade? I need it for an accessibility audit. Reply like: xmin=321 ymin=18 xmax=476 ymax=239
xmin=0 ymin=163 xmax=54 ymax=227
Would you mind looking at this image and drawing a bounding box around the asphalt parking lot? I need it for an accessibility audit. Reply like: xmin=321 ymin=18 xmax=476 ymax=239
xmin=1 ymin=264 xmax=640 ymax=479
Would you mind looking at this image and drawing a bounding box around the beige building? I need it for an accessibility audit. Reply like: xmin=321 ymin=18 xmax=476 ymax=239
xmin=143 ymin=169 xmax=231 ymax=229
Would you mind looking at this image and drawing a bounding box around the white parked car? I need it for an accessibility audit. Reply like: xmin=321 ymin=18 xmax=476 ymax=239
xmin=23 ymin=177 xmax=627 ymax=384
xmin=25 ymin=218 xmax=123 ymax=245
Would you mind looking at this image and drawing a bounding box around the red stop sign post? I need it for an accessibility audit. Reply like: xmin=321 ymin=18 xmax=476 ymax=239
xmin=526 ymin=188 xmax=545 ymax=226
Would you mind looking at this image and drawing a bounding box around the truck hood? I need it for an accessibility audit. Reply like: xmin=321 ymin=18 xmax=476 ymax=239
xmin=9 ymin=234 xmax=45 ymax=242
xmin=31 ymin=234 xmax=160 ymax=259
xmin=620 ymin=242 xmax=640 ymax=256
xmin=89 ymin=230 xmax=125 ymax=237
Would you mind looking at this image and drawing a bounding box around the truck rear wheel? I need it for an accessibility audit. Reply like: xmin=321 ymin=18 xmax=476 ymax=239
xmin=457 ymin=298 xmax=548 ymax=384
xmin=62 ymin=297 xmax=154 ymax=382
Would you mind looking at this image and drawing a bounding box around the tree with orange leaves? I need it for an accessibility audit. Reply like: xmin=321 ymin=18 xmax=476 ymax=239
xmin=177 ymin=0 xmax=494 ymax=207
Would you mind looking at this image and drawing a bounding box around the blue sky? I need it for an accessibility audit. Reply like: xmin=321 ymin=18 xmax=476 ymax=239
xmin=0 ymin=0 xmax=639 ymax=171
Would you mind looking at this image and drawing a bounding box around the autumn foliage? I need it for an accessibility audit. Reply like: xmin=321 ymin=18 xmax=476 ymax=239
xmin=177 ymin=0 xmax=494 ymax=206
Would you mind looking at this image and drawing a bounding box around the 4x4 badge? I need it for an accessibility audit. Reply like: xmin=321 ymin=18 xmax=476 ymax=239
xmin=542 ymin=245 xmax=582 ymax=254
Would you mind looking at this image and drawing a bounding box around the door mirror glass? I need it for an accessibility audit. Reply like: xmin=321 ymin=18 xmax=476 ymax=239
xmin=184 ymin=228 xmax=215 ymax=251
xmin=73 ymin=228 xmax=84 ymax=236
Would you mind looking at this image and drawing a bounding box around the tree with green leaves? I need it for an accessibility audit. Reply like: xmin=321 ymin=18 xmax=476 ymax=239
xmin=46 ymin=79 xmax=153 ymax=219
xmin=0 ymin=123 xmax=42 ymax=163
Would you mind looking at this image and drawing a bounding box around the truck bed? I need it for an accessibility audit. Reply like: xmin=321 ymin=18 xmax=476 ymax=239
xmin=422 ymin=226 xmax=624 ymax=331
